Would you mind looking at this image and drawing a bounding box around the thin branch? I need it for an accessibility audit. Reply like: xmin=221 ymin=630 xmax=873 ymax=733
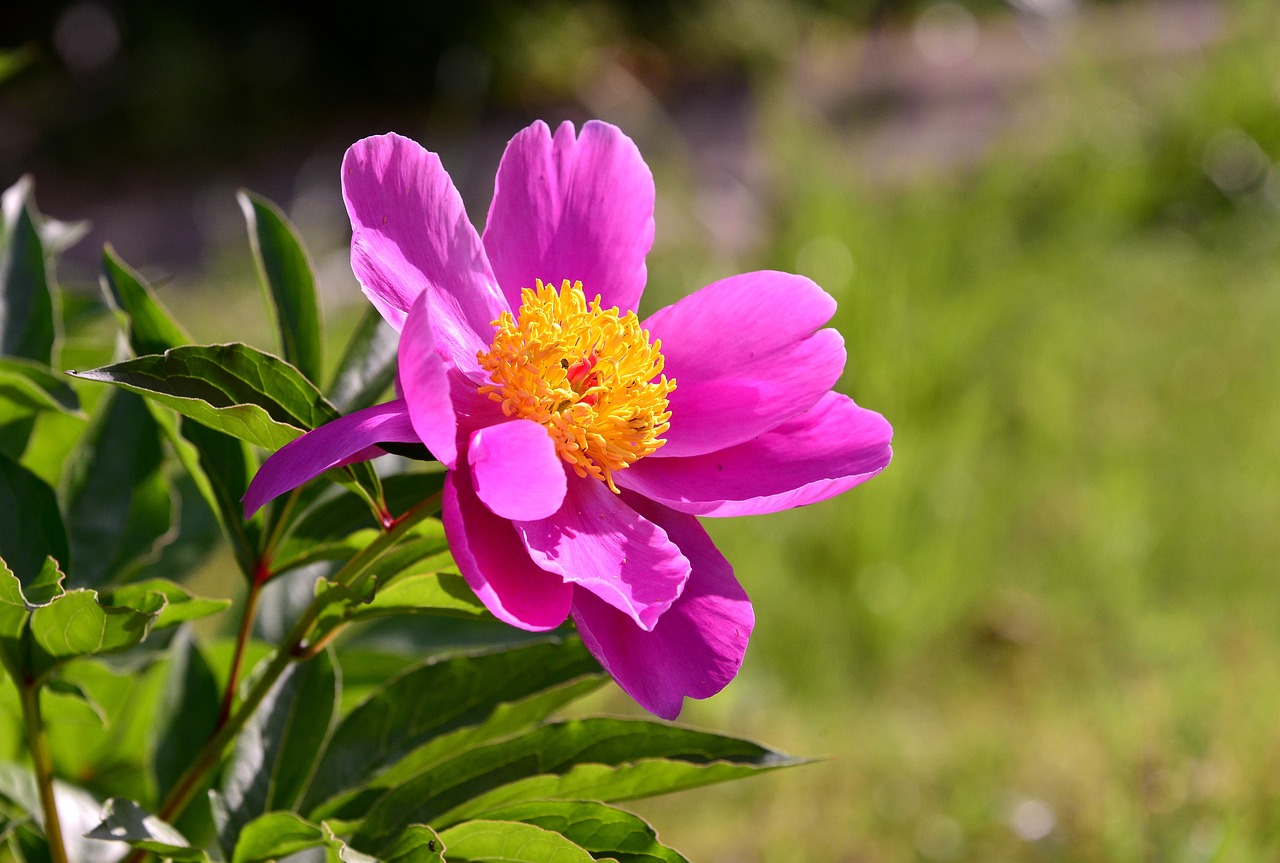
xmin=20 ymin=681 xmax=68 ymax=863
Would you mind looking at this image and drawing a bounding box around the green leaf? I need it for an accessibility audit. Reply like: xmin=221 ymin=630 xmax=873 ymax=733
xmin=178 ymin=415 xmax=260 ymax=576
xmin=436 ymin=820 xmax=595 ymax=863
xmin=305 ymin=638 xmax=604 ymax=816
xmin=63 ymin=389 xmax=173 ymax=587
xmin=478 ymin=800 xmax=689 ymax=863
xmin=328 ymin=305 xmax=398 ymax=413
xmin=152 ymin=628 xmax=219 ymax=801
xmin=0 ymin=414 xmax=35 ymax=461
xmin=0 ymin=357 xmax=80 ymax=417
xmin=272 ymin=472 xmax=447 ymax=574
xmin=239 ymin=191 xmax=324 ymax=383
xmin=99 ymin=247 xmax=262 ymax=574
xmin=231 ymin=811 xmax=326 ymax=863
xmin=345 ymin=571 xmax=489 ymax=623
xmin=0 ymin=452 xmax=68 ymax=583
xmin=85 ymin=798 xmax=210 ymax=862
xmin=230 ymin=812 xmax=375 ymax=863
xmin=0 ymin=177 xmax=55 ymax=364
xmin=45 ymin=659 xmax=167 ymax=802
xmin=67 ymin=343 xmax=340 ymax=451
xmin=0 ymin=561 xmax=30 ymax=680
xmin=100 ymin=579 xmax=229 ymax=630
xmin=350 ymin=718 xmax=801 ymax=848
xmin=100 ymin=244 xmax=191 ymax=356
xmin=218 ymin=648 xmax=341 ymax=851
xmin=27 ymin=577 xmax=164 ymax=677
xmin=382 ymin=824 xmax=445 ymax=862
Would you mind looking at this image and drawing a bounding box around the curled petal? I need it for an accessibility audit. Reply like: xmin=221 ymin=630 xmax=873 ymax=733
xmin=618 ymin=391 xmax=893 ymax=517
xmin=343 ymin=133 xmax=506 ymax=371
xmin=443 ymin=463 xmax=573 ymax=631
xmin=659 ymin=328 xmax=846 ymax=458
xmin=399 ymin=292 xmax=459 ymax=468
xmin=468 ymin=420 xmax=567 ymax=521
xmin=516 ymin=475 xmax=690 ymax=632
xmin=242 ymin=401 xmax=419 ymax=517
xmin=645 ymin=270 xmax=837 ymax=381
xmin=572 ymin=494 xmax=753 ymax=720
xmin=483 ymin=120 xmax=655 ymax=314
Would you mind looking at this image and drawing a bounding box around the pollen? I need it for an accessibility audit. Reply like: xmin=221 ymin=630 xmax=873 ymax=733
xmin=477 ymin=279 xmax=675 ymax=492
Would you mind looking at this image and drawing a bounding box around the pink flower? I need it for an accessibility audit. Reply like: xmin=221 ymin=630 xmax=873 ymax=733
xmin=244 ymin=121 xmax=892 ymax=719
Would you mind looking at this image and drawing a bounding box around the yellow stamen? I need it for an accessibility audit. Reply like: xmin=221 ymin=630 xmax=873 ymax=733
xmin=477 ymin=279 xmax=675 ymax=492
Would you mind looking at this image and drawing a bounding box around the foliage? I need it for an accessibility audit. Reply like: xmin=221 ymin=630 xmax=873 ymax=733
xmin=0 ymin=176 xmax=798 ymax=862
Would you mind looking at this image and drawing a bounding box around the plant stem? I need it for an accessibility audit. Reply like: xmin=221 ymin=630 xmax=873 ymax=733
xmin=147 ymin=493 xmax=442 ymax=827
xmin=216 ymin=572 xmax=266 ymax=728
xmin=20 ymin=681 xmax=68 ymax=863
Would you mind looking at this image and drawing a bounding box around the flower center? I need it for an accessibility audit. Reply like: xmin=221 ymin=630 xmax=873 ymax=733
xmin=477 ymin=279 xmax=675 ymax=493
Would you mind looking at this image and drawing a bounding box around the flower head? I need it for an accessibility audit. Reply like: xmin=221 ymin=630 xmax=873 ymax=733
xmin=244 ymin=121 xmax=893 ymax=719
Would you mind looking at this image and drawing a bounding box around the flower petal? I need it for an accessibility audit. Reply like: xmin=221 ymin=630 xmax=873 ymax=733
xmin=343 ymin=133 xmax=506 ymax=370
xmin=399 ymin=292 xmax=458 ymax=468
xmin=659 ymin=327 xmax=846 ymax=457
xmin=243 ymin=400 xmax=419 ymax=517
xmin=516 ymin=476 xmax=690 ymax=632
xmin=571 ymin=494 xmax=753 ymax=720
xmin=443 ymin=463 xmax=573 ymax=631
xmin=618 ymin=391 xmax=893 ymax=516
xmin=482 ymin=120 xmax=655 ymax=314
xmin=468 ymin=420 xmax=567 ymax=521
xmin=646 ymin=270 xmax=836 ymax=377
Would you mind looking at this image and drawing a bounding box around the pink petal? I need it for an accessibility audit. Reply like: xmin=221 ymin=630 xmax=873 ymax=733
xmin=399 ymin=292 xmax=458 ymax=468
xmin=659 ymin=328 xmax=846 ymax=457
xmin=618 ymin=391 xmax=892 ymax=517
xmin=442 ymin=463 xmax=573 ymax=631
xmin=571 ymin=494 xmax=753 ymax=720
xmin=243 ymin=401 xmax=420 ymax=517
xmin=645 ymin=270 xmax=836 ymax=379
xmin=343 ymin=133 xmax=506 ymax=371
xmin=482 ymin=120 xmax=654 ymax=314
xmin=515 ymin=475 xmax=690 ymax=632
xmin=468 ymin=420 xmax=567 ymax=521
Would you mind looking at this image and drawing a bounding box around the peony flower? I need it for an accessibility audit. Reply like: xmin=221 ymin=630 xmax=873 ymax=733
xmin=244 ymin=120 xmax=892 ymax=719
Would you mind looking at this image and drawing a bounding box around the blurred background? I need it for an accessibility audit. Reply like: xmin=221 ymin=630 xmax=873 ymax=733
xmin=4 ymin=0 xmax=1280 ymax=859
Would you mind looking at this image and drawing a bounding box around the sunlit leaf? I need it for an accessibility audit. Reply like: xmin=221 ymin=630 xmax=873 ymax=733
xmin=239 ymin=190 xmax=324 ymax=383
xmin=382 ymin=824 xmax=445 ymax=862
xmin=436 ymin=820 xmax=595 ymax=863
xmin=230 ymin=812 xmax=375 ymax=863
xmin=67 ymin=343 xmax=340 ymax=451
xmin=27 ymin=576 xmax=164 ymax=677
xmin=350 ymin=718 xmax=801 ymax=846
xmin=478 ymin=800 xmax=690 ymax=863
xmin=305 ymin=638 xmax=604 ymax=817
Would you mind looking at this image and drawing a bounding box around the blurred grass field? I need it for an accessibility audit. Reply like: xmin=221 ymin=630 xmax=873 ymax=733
xmin=619 ymin=3 xmax=1280 ymax=860
xmin=20 ymin=0 xmax=1280 ymax=859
